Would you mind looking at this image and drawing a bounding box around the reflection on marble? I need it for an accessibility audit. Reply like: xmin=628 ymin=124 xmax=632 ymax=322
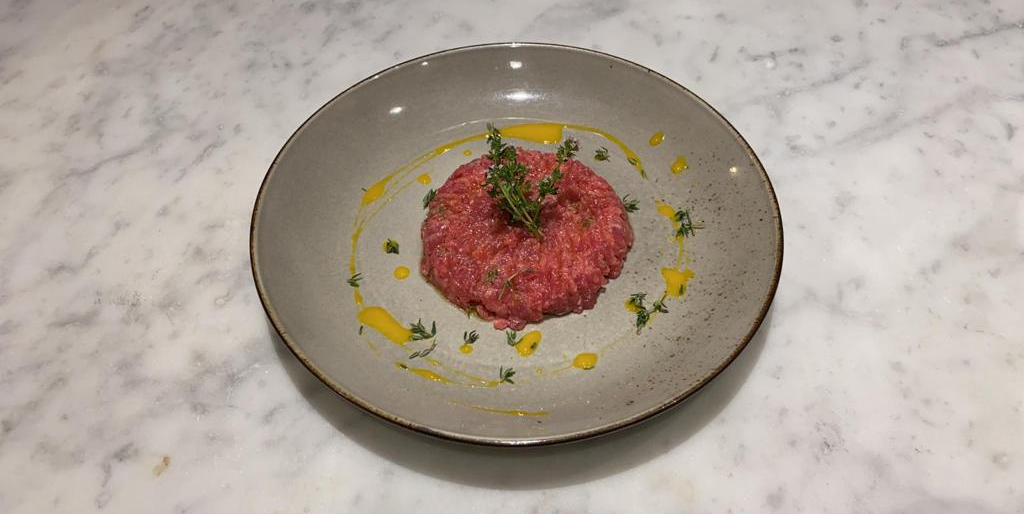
xmin=0 ymin=0 xmax=1022 ymax=512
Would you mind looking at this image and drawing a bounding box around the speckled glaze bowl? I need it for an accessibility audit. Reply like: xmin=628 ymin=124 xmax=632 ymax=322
xmin=251 ymin=43 xmax=782 ymax=446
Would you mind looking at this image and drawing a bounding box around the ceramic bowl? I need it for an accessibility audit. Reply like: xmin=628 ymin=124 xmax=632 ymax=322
xmin=251 ymin=43 xmax=782 ymax=445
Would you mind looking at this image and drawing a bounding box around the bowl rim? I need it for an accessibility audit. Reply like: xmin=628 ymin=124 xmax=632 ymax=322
xmin=249 ymin=42 xmax=784 ymax=447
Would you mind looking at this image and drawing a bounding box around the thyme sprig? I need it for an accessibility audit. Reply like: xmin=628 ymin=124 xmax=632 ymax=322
xmin=622 ymin=194 xmax=639 ymax=213
xmin=483 ymin=124 xmax=578 ymax=237
xmin=422 ymin=189 xmax=436 ymax=209
xmin=630 ymin=293 xmax=668 ymax=334
xmin=409 ymin=319 xmax=437 ymax=341
xmin=408 ymin=341 xmax=437 ymax=359
xmin=674 ymin=208 xmax=704 ymax=238
xmin=498 ymin=366 xmax=516 ymax=384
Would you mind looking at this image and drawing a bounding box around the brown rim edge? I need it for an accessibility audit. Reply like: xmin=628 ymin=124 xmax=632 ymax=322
xmin=249 ymin=42 xmax=784 ymax=447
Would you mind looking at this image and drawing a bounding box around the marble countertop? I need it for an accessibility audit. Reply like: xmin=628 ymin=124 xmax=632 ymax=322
xmin=2 ymin=0 xmax=1022 ymax=512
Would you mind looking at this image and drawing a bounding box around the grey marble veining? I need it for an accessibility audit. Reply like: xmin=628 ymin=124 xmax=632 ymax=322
xmin=1 ymin=0 xmax=1022 ymax=512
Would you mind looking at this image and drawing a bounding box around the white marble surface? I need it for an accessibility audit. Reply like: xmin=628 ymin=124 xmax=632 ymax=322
xmin=1 ymin=0 xmax=1022 ymax=512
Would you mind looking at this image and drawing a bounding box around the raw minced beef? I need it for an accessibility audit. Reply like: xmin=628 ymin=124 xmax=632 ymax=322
xmin=420 ymin=148 xmax=633 ymax=330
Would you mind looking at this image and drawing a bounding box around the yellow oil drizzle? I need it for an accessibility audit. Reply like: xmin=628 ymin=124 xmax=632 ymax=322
xmin=360 ymin=174 xmax=393 ymax=206
xmin=357 ymin=306 xmax=411 ymax=345
xmin=425 ymin=133 xmax=488 ymax=159
xmin=355 ymin=131 xmax=488 ymax=217
xmin=450 ymin=373 xmax=497 ymax=387
xmin=396 ymin=362 xmax=452 ymax=383
xmin=401 ymin=359 xmax=500 ymax=388
xmin=500 ymin=123 xmax=564 ymax=144
xmin=395 ymin=358 xmax=502 ymax=388
xmin=361 ymin=175 xmax=418 ymax=231
xmin=649 ymin=131 xmax=665 ymax=146
xmin=456 ymin=403 xmax=549 ymax=417
xmin=573 ymin=353 xmax=598 ymax=370
xmin=433 ymin=362 xmax=500 ymax=388
xmin=348 ymin=223 xmax=362 ymax=277
xmin=563 ymin=122 xmax=645 ymax=177
xmin=497 ymin=122 xmax=646 ymax=176
xmin=463 ymin=149 xmax=472 ymax=157
xmin=656 ymin=200 xmax=685 ymax=269
xmin=656 ymin=201 xmax=677 ymax=220
xmin=654 ymin=200 xmax=696 ymax=298
xmin=349 ymin=226 xmax=364 ymax=306
xmin=393 ymin=266 xmax=410 ymax=280
xmin=458 ymin=343 xmax=473 ymax=354
xmin=662 ymin=268 xmax=694 ymax=298
xmin=513 ymin=330 xmax=542 ymax=357
xmin=416 ymin=173 xmax=431 ymax=184
xmin=351 ymin=133 xmax=486 ymax=232
xmin=671 ymin=156 xmax=689 ymax=174
xmin=348 ymin=173 xmax=423 ymax=305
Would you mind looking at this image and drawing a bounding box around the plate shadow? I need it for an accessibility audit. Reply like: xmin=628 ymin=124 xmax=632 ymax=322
xmin=270 ymin=309 xmax=772 ymax=489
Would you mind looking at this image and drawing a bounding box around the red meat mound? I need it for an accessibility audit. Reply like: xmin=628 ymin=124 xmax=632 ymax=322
xmin=420 ymin=148 xmax=633 ymax=330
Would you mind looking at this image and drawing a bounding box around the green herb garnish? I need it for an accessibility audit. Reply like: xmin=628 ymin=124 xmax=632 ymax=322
xmin=347 ymin=273 xmax=363 ymax=287
xmin=422 ymin=189 xmax=437 ymax=209
xmin=630 ymin=293 xmax=668 ymax=334
xmin=652 ymin=296 xmax=668 ymax=315
xmin=498 ymin=366 xmax=516 ymax=384
xmin=463 ymin=330 xmax=479 ymax=345
xmin=555 ymin=137 xmax=579 ymax=163
xmin=674 ymin=208 xmax=704 ymax=238
xmin=595 ymin=147 xmax=610 ymax=161
xmin=622 ymin=194 xmax=639 ymax=213
xmin=483 ymin=124 xmax=578 ymax=237
xmin=484 ymin=268 xmax=499 ymax=284
xmin=358 ymin=325 xmax=364 ymax=335
xmin=384 ymin=239 xmax=400 ymax=254
xmin=635 ymin=309 xmax=651 ymax=333
xmin=627 ymin=292 xmax=647 ymax=310
xmin=409 ymin=319 xmax=437 ymax=341
xmin=505 ymin=330 xmax=518 ymax=347
xmin=627 ymin=156 xmax=647 ymax=178
xmin=408 ymin=341 xmax=437 ymax=359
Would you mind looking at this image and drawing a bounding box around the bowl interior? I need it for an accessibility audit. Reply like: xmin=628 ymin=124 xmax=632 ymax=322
xmin=252 ymin=44 xmax=781 ymax=444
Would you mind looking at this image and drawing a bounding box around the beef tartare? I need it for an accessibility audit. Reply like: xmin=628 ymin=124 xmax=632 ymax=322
xmin=420 ymin=147 xmax=633 ymax=330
